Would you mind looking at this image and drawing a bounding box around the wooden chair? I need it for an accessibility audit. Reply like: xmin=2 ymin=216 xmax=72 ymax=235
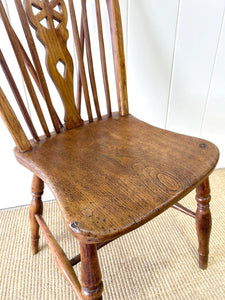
xmin=0 ymin=1 xmax=219 ymax=299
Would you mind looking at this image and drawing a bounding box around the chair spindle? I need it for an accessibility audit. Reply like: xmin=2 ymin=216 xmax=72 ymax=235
xmin=12 ymin=27 xmax=63 ymax=129
xmin=0 ymin=87 xmax=32 ymax=152
xmin=76 ymin=14 xmax=85 ymax=115
xmin=16 ymin=34 xmax=44 ymax=98
xmin=81 ymin=0 xmax=102 ymax=120
xmin=0 ymin=0 xmax=51 ymax=137
xmin=95 ymin=0 xmax=112 ymax=117
xmin=0 ymin=50 xmax=39 ymax=141
xmin=68 ymin=0 xmax=93 ymax=122
xmin=106 ymin=0 xmax=129 ymax=116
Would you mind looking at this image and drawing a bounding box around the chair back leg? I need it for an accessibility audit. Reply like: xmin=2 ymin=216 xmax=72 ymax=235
xmin=30 ymin=174 xmax=44 ymax=255
xmin=195 ymin=177 xmax=212 ymax=269
xmin=80 ymin=243 xmax=103 ymax=299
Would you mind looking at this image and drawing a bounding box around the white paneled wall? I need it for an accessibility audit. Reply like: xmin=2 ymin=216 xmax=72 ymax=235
xmin=1 ymin=0 xmax=225 ymax=209
xmin=127 ymin=0 xmax=180 ymax=127
xmin=166 ymin=0 xmax=225 ymax=135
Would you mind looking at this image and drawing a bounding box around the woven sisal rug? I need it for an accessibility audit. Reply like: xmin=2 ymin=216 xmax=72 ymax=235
xmin=0 ymin=169 xmax=225 ymax=299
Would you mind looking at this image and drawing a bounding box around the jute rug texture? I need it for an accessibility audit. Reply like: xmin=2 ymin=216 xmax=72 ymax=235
xmin=0 ymin=169 xmax=225 ymax=299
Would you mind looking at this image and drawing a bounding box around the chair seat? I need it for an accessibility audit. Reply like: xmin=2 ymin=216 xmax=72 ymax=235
xmin=15 ymin=114 xmax=219 ymax=243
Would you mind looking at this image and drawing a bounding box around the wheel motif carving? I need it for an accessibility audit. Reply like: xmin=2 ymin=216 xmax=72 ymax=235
xmin=24 ymin=0 xmax=83 ymax=129
xmin=26 ymin=0 xmax=67 ymax=32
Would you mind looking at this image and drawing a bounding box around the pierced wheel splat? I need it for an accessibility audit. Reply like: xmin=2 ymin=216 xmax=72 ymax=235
xmin=25 ymin=0 xmax=83 ymax=129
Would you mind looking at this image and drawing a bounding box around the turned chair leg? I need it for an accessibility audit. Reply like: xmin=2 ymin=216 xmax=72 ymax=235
xmin=80 ymin=243 xmax=103 ymax=300
xmin=195 ymin=177 xmax=212 ymax=270
xmin=30 ymin=174 xmax=44 ymax=255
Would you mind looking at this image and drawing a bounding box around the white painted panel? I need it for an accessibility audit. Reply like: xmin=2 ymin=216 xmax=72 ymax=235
xmin=201 ymin=10 xmax=225 ymax=168
xmin=127 ymin=0 xmax=180 ymax=127
xmin=166 ymin=0 xmax=225 ymax=136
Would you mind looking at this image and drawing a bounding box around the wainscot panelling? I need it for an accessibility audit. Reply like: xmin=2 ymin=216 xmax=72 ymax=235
xmin=127 ymin=0 xmax=180 ymax=127
xmin=166 ymin=0 xmax=225 ymax=137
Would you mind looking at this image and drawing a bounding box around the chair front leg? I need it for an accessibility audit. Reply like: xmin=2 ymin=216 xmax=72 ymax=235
xmin=195 ymin=177 xmax=211 ymax=269
xmin=30 ymin=174 xmax=44 ymax=254
xmin=80 ymin=243 xmax=103 ymax=300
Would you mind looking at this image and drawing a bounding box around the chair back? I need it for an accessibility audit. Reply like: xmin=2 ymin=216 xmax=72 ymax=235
xmin=0 ymin=0 xmax=128 ymax=152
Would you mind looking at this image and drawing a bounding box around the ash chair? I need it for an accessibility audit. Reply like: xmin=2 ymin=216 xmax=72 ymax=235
xmin=0 ymin=0 xmax=219 ymax=299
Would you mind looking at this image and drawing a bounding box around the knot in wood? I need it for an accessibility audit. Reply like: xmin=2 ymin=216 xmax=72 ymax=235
xmin=199 ymin=143 xmax=207 ymax=149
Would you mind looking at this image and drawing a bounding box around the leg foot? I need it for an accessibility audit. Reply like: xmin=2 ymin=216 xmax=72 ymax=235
xmin=30 ymin=174 xmax=44 ymax=254
xmin=80 ymin=243 xmax=103 ymax=300
xmin=195 ymin=177 xmax=211 ymax=269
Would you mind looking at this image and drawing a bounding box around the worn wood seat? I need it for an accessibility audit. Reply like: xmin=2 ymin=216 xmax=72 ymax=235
xmin=15 ymin=113 xmax=219 ymax=244
xmin=0 ymin=0 xmax=219 ymax=299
